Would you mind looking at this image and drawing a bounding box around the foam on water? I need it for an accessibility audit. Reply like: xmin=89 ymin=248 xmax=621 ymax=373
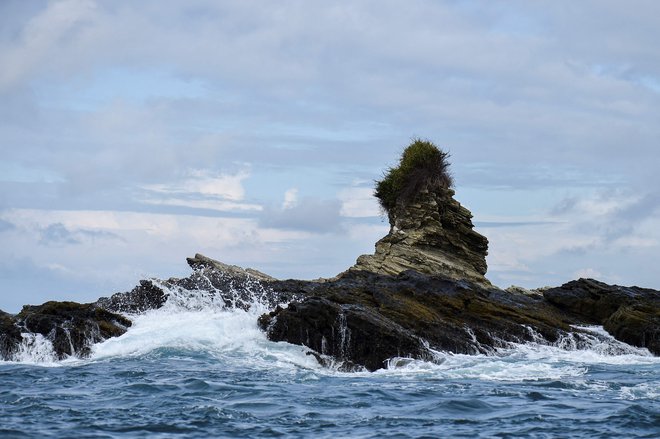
xmin=3 ymin=275 xmax=658 ymax=438
xmin=91 ymin=277 xmax=319 ymax=371
xmin=5 ymin=274 xmax=660 ymax=383
xmin=11 ymin=333 xmax=58 ymax=365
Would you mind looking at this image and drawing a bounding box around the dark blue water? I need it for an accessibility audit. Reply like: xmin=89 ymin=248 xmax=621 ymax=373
xmin=1 ymin=305 xmax=658 ymax=438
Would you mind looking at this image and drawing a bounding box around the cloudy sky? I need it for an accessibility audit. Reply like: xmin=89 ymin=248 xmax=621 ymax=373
xmin=1 ymin=0 xmax=659 ymax=312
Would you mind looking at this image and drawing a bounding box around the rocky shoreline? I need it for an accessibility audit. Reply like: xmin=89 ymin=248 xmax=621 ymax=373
xmin=1 ymin=143 xmax=658 ymax=369
xmin=1 ymin=188 xmax=658 ymax=369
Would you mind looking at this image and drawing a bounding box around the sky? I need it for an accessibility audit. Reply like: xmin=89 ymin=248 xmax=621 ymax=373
xmin=1 ymin=0 xmax=659 ymax=312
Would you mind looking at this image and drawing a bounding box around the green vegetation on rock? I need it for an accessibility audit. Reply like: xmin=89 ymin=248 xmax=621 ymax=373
xmin=374 ymin=139 xmax=453 ymax=214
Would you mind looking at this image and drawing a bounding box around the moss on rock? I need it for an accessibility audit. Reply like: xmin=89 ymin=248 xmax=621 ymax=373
xmin=375 ymin=139 xmax=453 ymax=214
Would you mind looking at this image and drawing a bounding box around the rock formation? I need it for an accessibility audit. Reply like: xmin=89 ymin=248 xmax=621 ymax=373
xmin=0 ymin=141 xmax=658 ymax=368
xmin=351 ymin=187 xmax=489 ymax=285
xmin=544 ymin=278 xmax=660 ymax=355
xmin=0 ymin=302 xmax=131 ymax=360
xmin=257 ymin=142 xmax=658 ymax=368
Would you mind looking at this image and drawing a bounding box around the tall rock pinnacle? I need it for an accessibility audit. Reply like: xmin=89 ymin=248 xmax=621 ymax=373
xmin=350 ymin=140 xmax=489 ymax=284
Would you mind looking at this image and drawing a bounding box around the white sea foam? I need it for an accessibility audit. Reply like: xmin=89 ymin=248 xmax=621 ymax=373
xmin=373 ymin=326 xmax=660 ymax=381
xmin=619 ymin=382 xmax=660 ymax=400
xmin=91 ymin=279 xmax=319 ymax=371
xmin=2 ymin=333 xmax=60 ymax=366
xmin=15 ymin=333 xmax=57 ymax=363
xmin=375 ymin=353 xmax=587 ymax=381
xmin=5 ymin=273 xmax=659 ymax=384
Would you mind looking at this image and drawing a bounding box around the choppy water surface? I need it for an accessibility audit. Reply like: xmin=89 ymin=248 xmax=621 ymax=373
xmin=1 ymin=290 xmax=659 ymax=438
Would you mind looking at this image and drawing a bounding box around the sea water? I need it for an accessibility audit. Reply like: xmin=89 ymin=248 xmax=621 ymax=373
xmin=1 ymin=283 xmax=658 ymax=438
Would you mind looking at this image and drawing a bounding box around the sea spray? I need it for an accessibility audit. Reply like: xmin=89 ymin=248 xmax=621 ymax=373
xmin=3 ymin=277 xmax=659 ymax=438
xmin=92 ymin=273 xmax=319 ymax=371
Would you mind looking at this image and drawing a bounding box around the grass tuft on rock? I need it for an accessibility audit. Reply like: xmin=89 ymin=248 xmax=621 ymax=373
xmin=374 ymin=139 xmax=453 ymax=214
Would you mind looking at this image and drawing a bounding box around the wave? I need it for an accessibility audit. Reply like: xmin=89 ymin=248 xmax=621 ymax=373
xmin=4 ymin=276 xmax=659 ymax=383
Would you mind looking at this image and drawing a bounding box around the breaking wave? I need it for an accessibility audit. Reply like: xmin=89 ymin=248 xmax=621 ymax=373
xmin=6 ymin=276 xmax=657 ymax=387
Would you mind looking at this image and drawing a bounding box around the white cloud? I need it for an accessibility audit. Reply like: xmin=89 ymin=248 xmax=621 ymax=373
xmin=140 ymin=197 xmax=262 ymax=213
xmin=144 ymin=169 xmax=250 ymax=201
xmin=574 ymin=268 xmax=603 ymax=280
xmin=339 ymin=186 xmax=380 ymax=218
xmin=282 ymin=188 xmax=298 ymax=209
xmin=0 ymin=0 xmax=98 ymax=90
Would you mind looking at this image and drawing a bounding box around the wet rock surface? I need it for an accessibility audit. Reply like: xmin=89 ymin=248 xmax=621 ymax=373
xmin=0 ymin=302 xmax=132 ymax=360
xmin=0 ymin=310 xmax=22 ymax=360
xmin=260 ymin=271 xmax=660 ymax=370
xmin=544 ymin=278 xmax=660 ymax=354
xmin=97 ymin=280 xmax=168 ymax=314
xmin=260 ymin=270 xmax=575 ymax=371
xmin=98 ymin=254 xmax=293 ymax=314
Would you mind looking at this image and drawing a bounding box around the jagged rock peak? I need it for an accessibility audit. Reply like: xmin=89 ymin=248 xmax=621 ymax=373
xmin=186 ymin=253 xmax=276 ymax=281
xmin=350 ymin=139 xmax=489 ymax=283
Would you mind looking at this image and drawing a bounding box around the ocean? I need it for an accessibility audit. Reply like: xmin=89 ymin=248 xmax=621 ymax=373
xmin=1 ymin=285 xmax=659 ymax=438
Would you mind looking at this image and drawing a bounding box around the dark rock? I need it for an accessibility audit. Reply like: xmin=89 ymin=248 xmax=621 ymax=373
xmin=260 ymin=270 xmax=577 ymax=371
xmin=17 ymin=301 xmax=132 ymax=359
xmin=0 ymin=310 xmax=22 ymax=360
xmin=543 ymin=278 xmax=660 ymax=353
xmin=543 ymin=278 xmax=656 ymax=324
xmin=97 ymin=280 xmax=168 ymax=314
xmin=186 ymin=253 xmax=275 ymax=281
xmin=97 ymin=254 xmax=292 ymax=315
xmin=260 ymin=295 xmax=429 ymax=371
xmin=168 ymin=259 xmax=290 ymax=311
xmin=603 ymin=304 xmax=660 ymax=355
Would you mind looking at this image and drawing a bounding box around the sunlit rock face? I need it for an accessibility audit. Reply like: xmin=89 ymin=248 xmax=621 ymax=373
xmin=351 ymin=186 xmax=489 ymax=285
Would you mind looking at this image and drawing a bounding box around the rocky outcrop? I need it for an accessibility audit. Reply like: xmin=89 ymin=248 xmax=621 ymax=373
xmin=97 ymin=280 xmax=168 ymax=314
xmin=1 ymin=253 xmax=658 ymax=366
xmin=0 ymin=302 xmax=131 ymax=361
xmin=351 ymin=187 xmax=489 ymax=285
xmin=97 ymin=254 xmax=287 ymax=314
xmin=256 ymin=183 xmax=659 ymax=370
xmin=260 ymin=270 xmax=580 ymax=371
xmin=260 ymin=271 xmax=660 ymax=370
xmin=0 ymin=253 xmax=292 ymax=361
xmin=0 ymin=175 xmax=657 ymax=367
xmin=0 ymin=310 xmax=22 ymax=360
xmin=186 ymin=253 xmax=275 ymax=281
xmin=544 ymin=278 xmax=660 ymax=354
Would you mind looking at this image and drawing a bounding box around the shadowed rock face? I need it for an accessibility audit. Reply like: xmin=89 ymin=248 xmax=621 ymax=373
xmin=544 ymin=278 xmax=660 ymax=355
xmin=259 ymin=270 xmax=576 ymax=371
xmin=0 ymin=303 xmax=132 ymax=361
xmin=0 ymin=310 xmax=22 ymax=360
xmin=351 ymin=187 xmax=489 ymax=285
